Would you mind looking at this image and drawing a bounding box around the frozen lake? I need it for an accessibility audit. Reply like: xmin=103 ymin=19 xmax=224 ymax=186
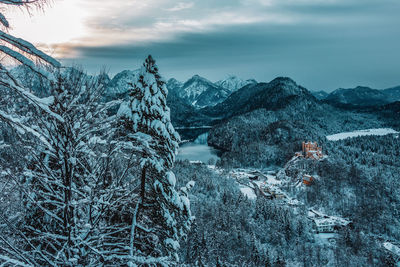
xmin=176 ymin=132 xmax=220 ymax=163
xmin=326 ymin=128 xmax=399 ymax=141
xmin=177 ymin=142 xmax=220 ymax=163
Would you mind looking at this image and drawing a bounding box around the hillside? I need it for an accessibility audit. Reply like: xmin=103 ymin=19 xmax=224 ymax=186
xmin=203 ymin=77 xmax=318 ymax=118
xmin=311 ymin=90 xmax=329 ymax=100
xmin=207 ymin=103 xmax=385 ymax=167
xmin=205 ymin=78 xmax=393 ymax=167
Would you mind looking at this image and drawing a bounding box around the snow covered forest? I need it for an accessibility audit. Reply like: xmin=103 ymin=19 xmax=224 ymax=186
xmin=1 ymin=0 xmax=400 ymax=266
xmin=0 ymin=2 xmax=192 ymax=265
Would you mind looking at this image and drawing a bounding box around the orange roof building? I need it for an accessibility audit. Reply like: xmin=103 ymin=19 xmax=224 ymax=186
xmin=303 ymin=174 xmax=314 ymax=186
xmin=302 ymin=141 xmax=323 ymax=160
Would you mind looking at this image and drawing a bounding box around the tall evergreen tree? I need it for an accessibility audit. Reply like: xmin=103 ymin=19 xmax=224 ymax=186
xmin=117 ymin=55 xmax=193 ymax=264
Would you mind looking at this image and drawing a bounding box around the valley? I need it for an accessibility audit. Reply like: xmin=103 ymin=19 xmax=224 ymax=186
xmin=169 ymin=73 xmax=400 ymax=265
xmin=3 ymin=65 xmax=400 ymax=266
xmin=175 ymin=127 xmax=400 ymax=265
xmin=101 ymin=67 xmax=400 ymax=265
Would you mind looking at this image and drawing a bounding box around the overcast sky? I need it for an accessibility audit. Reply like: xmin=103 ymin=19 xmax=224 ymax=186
xmin=6 ymin=0 xmax=400 ymax=91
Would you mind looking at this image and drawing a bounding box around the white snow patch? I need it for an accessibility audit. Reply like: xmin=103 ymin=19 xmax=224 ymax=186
xmin=326 ymin=128 xmax=398 ymax=141
xmin=265 ymin=174 xmax=281 ymax=185
xmin=383 ymin=242 xmax=400 ymax=257
xmin=239 ymin=186 xmax=257 ymax=200
xmin=165 ymin=238 xmax=180 ymax=250
xmin=166 ymin=171 xmax=176 ymax=187
xmin=189 ymin=160 xmax=202 ymax=164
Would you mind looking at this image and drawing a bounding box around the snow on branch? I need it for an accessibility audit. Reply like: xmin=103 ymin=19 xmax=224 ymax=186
xmin=0 ymin=110 xmax=53 ymax=150
xmin=0 ymin=45 xmax=54 ymax=81
xmin=0 ymin=31 xmax=61 ymax=68
xmin=0 ymin=254 xmax=31 ymax=267
xmin=0 ymin=0 xmax=43 ymax=6
xmin=0 ymin=13 xmax=9 ymax=28
xmin=0 ymin=66 xmax=64 ymax=123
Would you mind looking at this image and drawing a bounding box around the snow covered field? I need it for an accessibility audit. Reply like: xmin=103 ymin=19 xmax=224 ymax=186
xmin=326 ymin=128 xmax=399 ymax=141
xmin=239 ymin=186 xmax=257 ymax=199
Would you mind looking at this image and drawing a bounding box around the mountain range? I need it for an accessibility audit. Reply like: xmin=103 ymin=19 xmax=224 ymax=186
xmin=312 ymin=86 xmax=400 ymax=107
xmin=103 ymin=68 xmax=400 ymax=116
xmin=167 ymin=75 xmax=256 ymax=108
xmin=103 ymin=70 xmax=256 ymax=107
xmin=9 ymin=66 xmax=400 ymax=129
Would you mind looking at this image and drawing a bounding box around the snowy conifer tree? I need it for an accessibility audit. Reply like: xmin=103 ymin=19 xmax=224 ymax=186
xmin=117 ymin=55 xmax=194 ymax=264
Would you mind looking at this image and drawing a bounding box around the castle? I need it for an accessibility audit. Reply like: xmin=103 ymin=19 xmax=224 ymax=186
xmin=300 ymin=141 xmax=323 ymax=160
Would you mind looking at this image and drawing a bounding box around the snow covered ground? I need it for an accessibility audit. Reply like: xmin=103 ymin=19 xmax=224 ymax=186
xmin=265 ymin=174 xmax=281 ymax=185
xmin=314 ymin=233 xmax=338 ymax=245
xmin=326 ymin=128 xmax=399 ymax=141
xmin=383 ymin=242 xmax=400 ymax=258
xmin=239 ymin=186 xmax=257 ymax=199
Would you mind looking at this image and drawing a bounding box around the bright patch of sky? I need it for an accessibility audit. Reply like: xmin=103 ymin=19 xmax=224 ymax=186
xmin=6 ymin=0 xmax=88 ymax=56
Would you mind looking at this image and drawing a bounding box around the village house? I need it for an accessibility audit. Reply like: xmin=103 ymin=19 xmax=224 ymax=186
xmin=308 ymin=209 xmax=352 ymax=233
xmin=314 ymin=218 xmax=336 ymax=233
xmin=303 ymin=174 xmax=314 ymax=186
xmin=259 ymin=184 xmax=286 ymax=199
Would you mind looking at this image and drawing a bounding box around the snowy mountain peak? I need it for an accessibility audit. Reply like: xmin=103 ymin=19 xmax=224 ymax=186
xmin=181 ymin=75 xmax=218 ymax=101
xmin=216 ymin=75 xmax=257 ymax=92
xmin=167 ymin=78 xmax=183 ymax=90
xmin=185 ymin=75 xmax=214 ymax=86
xmin=166 ymin=75 xmax=231 ymax=108
xmin=270 ymin=76 xmax=297 ymax=86
xmin=106 ymin=69 xmax=139 ymax=96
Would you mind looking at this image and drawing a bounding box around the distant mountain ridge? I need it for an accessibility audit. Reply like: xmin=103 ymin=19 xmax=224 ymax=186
xmin=104 ymin=69 xmax=138 ymax=101
xmin=103 ymin=71 xmax=257 ymax=108
xmin=167 ymin=75 xmax=256 ymax=108
xmin=314 ymin=85 xmax=400 ymax=107
xmin=325 ymin=86 xmax=389 ymax=106
xmin=9 ymin=66 xmax=399 ymax=129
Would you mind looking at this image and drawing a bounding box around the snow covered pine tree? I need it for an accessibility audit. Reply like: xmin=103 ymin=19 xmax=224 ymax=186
xmin=117 ymin=55 xmax=194 ymax=265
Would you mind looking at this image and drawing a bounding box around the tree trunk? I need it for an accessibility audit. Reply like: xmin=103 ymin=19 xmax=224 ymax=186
xmin=140 ymin=166 xmax=147 ymax=205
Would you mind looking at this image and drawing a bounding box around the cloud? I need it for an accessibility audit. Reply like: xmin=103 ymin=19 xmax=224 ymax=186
xmin=59 ymin=16 xmax=400 ymax=91
xmin=56 ymin=0 xmax=399 ymax=50
xmin=166 ymin=2 xmax=195 ymax=12
xmin=12 ymin=0 xmax=399 ymax=91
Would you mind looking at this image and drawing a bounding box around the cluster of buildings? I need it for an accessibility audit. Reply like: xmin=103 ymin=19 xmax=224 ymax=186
xmin=295 ymin=141 xmax=324 ymax=160
xmin=258 ymin=184 xmax=286 ymax=200
xmin=294 ymin=141 xmax=325 ymax=186
xmin=302 ymin=174 xmax=314 ymax=186
xmin=308 ymin=209 xmax=352 ymax=233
